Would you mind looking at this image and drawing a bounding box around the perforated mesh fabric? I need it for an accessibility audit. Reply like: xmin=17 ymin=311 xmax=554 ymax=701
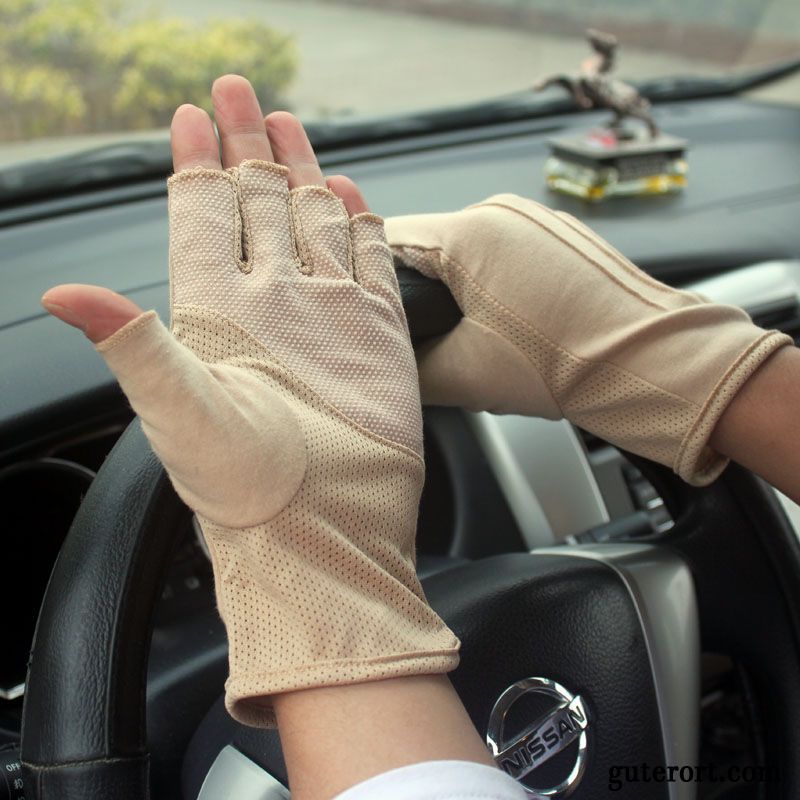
xmin=168 ymin=162 xmax=422 ymax=456
xmin=97 ymin=160 xmax=458 ymax=728
xmin=387 ymin=195 xmax=793 ymax=485
xmin=174 ymin=307 xmax=458 ymax=727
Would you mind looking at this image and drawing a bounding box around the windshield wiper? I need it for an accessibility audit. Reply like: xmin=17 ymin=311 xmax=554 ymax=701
xmin=306 ymin=55 xmax=800 ymax=148
xmin=2 ymin=56 xmax=799 ymax=208
xmin=642 ymin=55 xmax=800 ymax=102
xmin=0 ymin=138 xmax=172 ymax=208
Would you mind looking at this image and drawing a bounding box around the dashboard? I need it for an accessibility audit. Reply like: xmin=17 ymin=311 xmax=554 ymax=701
xmin=1 ymin=94 xmax=799 ymax=797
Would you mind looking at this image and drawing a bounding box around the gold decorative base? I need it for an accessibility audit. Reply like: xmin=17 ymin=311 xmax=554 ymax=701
xmin=544 ymin=129 xmax=688 ymax=202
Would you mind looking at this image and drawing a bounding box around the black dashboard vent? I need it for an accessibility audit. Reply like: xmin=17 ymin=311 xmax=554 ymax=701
xmin=749 ymin=297 xmax=800 ymax=341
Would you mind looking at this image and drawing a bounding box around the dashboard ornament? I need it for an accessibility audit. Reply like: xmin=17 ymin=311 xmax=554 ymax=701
xmin=486 ymin=677 xmax=589 ymax=798
xmin=534 ymin=29 xmax=688 ymax=201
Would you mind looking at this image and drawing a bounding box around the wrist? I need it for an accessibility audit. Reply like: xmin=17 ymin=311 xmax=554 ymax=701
xmin=709 ymin=344 xmax=800 ymax=502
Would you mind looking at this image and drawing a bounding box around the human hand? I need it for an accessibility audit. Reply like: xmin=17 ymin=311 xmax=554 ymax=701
xmin=385 ymin=195 xmax=792 ymax=485
xmin=42 ymin=75 xmax=458 ymax=726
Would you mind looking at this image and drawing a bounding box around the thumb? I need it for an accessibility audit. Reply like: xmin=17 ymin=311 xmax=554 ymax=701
xmin=44 ymin=286 xmax=307 ymax=528
xmin=92 ymin=308 xmax=308 ymax=529
xmin=41 ymin=284 xmax=143 ymax=343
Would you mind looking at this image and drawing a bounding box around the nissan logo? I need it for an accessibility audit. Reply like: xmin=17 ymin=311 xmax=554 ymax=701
xmin=486 ymin=677 xmax=589 ymax=798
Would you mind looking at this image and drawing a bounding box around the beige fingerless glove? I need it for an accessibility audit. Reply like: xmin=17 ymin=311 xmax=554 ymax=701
xmin=386 ymin=195 xmax=793 ymax=485
xmin=95 ymin=161 xmax=458 ymax=726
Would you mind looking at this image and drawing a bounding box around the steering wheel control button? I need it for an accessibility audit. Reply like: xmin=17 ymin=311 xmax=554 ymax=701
xmin=0 ymin=748 xmax=25 ymax=800
xmin=486 ymin=677 xmax=589 ymax=798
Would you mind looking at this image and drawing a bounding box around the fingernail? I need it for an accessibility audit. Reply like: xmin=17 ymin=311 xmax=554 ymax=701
xmin=41 ymin=299 xmax=88 ymax=333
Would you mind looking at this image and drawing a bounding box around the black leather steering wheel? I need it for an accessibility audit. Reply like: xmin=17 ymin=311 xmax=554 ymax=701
xmin=19 ymin=273 xmax=800 ymax=799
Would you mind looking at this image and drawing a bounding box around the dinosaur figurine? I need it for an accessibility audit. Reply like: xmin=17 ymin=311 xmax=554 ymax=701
xmin=534 ymin=29 xmax=659 ymax=139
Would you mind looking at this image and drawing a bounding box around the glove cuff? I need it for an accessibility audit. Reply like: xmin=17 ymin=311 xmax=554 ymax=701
xmin=675 ymin=329 xmax=793 ymax=485
xmin=225 ymin=648 xmax=460 ymax=728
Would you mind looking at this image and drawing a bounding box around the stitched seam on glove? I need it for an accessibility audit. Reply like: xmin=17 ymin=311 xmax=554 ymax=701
xmin=96 ymin=308 xmax=159 ymax=352
xmin=291 ymin=184 xmax=355 ymax=275
xmin=395 ymin=244 xmax=714 ymax=466
xmin=173 ymin=303 xmax=425 ymax=465
xmin=97 ymin=311 xmax=310 ymax=529
xmin=470 ymin=198 xmax=680 ymax=302
xmin=290 ymin=187 xmax=314 ymax=274
xmin=674 ymin=329 xmax=792 ymax=483
xmin=410 ymin=246 xmax=704 ymax=409
xmin=168 ymin=162 xmax=423 ymax=455
xmin=226 ymin=648 xmax=461 ymax=678
xmin=233 ymin=174 xmax=253 ymax=273
xmin=551 ymin=208 xmax=684 ymax=296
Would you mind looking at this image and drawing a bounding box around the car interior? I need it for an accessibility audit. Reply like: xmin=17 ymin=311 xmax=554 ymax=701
xmin=1 ymin=2 xmax=800 ymax=798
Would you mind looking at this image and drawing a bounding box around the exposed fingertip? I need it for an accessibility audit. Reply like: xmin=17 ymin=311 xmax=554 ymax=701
xmin=41 ymin=296 xmax=89 ymax=333
xmin=212 ymin=73 xmax=271 ymax=167
xmin=41 ymin=284 xmax=145 ymax=343
xmin=264 ymin=110 xmax=298 ymax=128
xmin=173 ymin=103 xmax=202 ymax=119
xmin=327 ymin=175 xmax=370 ymax=216
xmin=212 ymin=74 xmax=258 ymax=113
xmin=171 ymin=103 xmax=221 ymax=172
xmin=266 ymin=112 xmax=324 ymax=187
xmin=212 ymin=73 xmax=249 ymax=94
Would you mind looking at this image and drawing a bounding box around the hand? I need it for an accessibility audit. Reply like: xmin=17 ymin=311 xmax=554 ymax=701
xmin=42 ymin=75 xmax=459 ymax=727
xmin=385 ymin=195 xmax=792 ymax=485
xmin=41 ymin=77 xmax=370 ymax=340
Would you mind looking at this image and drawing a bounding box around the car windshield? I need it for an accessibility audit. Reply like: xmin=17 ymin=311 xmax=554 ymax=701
xmin=2 ymin=0 xmax=799 ymax=176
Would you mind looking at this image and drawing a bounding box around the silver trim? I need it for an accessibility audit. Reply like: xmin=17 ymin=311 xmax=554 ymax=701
xmin=534 ymin=544 xmax=700 ymax=800
xmin=197 ymin=745 xmax=290 ymax=800
xmin=688 ymin=258 xmax=800 ymax=311
xmin=774 ymin=490 xmax=800 ymax=538
xmin=192 ymin=514 xmax=211 ymax=560
xmin=467 ymin=414 xmax=609 ymax=547
xmin=0 ymin=682 xmax=25 ymax=701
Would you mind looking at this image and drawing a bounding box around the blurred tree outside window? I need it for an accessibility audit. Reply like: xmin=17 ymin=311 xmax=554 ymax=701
xmin=0 ymin=0 xmax=297 ymax=141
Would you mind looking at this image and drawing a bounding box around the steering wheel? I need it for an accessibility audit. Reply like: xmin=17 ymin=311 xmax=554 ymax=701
xmin=19 ymin=271 xmax=800 ymax=800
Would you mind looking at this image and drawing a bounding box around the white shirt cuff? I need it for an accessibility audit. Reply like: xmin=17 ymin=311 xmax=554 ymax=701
xmin=333 ymin=759 xmax=528 ymax=800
